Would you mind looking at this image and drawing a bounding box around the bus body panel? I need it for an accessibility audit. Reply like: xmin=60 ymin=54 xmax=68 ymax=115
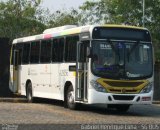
xmin=9 ymin=65 xmax=14 ymax=92
xmin=15 ymin=63 xmax=76 ymax=101
xmin=88 ymin=88 xmax=153 ymax=104
xmin=20 ymin=65 xmax=31 ymax=96
xmin=87 ymin=72 xmax=154 ymax=104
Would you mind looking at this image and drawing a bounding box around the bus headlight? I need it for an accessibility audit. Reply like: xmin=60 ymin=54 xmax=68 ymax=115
xmin=140 ymin=82 xmax=153 ymax=93
xmin=90 ymin=80 xmax=106 ymax=93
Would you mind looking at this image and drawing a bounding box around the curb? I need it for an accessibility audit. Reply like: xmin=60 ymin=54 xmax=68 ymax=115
xmin=0 ymin=97 xmax=159 ymax=104
xmin=0 ymin=98 xmax=27 ymax=103
xmin=152 ymin=101 xmax=160 ymax=104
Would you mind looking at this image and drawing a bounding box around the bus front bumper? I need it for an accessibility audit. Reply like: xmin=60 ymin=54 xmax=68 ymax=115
xmin=88 ymin=89 xmax=153 ymax=105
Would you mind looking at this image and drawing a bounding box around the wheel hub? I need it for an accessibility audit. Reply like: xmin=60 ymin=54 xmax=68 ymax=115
xmin=68 ymin=91 xmax=74 ymax=104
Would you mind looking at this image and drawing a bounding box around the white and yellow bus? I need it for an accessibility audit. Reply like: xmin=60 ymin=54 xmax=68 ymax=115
xmin=10 ymin=24 xmax=154 ymax=111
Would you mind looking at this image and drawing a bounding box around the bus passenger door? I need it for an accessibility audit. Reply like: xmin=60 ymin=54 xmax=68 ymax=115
xmin=75 ymin=41 xmax=89 ymax=102
xmin=13 ymin=50 xmax=21 ymax=93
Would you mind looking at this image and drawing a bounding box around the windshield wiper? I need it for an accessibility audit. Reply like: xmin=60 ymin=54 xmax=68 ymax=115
xmin=127 ymin=41 xmax=139 ymax=62
xmin=106 ymin=39 xmax=120 ymax=58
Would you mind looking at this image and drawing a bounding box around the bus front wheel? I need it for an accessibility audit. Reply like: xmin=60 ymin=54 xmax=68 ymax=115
xmin=26 ymin=82 xmax=33 ymax=103
xmin=66 ymin=85 xmax=77 ymax=110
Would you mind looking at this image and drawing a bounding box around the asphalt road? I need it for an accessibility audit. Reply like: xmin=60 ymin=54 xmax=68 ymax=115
xmin=0 ymin=99 xmax=160 ymax=130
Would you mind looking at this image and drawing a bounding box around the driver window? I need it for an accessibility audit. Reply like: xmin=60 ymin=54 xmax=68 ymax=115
xmin=103 ymin=50 xmax=116 ymax=66
xmin=92 ymin=43 xmax=116 ymax=66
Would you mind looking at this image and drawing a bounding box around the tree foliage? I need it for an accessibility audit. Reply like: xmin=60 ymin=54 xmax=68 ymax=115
xmin=0 ymin=0 xmax=81 ymax=42
xmin=0 ymin=0 xmax=46 ymax=42
xmin=47 ymin=8 xmax=81 ymax=27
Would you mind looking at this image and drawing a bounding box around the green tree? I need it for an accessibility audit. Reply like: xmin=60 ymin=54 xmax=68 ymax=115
xmin=80 ymin=0 xmax=144 ymax=25
xmin=0 ymin=0 xmax=46 ymax=42
xmin=47 ymin=8 xmax=81 ymax=27
xmin=79 ymin=1 xmax=107 ymax=25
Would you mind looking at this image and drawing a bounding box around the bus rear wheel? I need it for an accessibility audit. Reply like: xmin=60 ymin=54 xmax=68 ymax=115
xmin=26 ymin=82 xmax=33 ymax=103
xmin=66 ymin=85 xmax=77 ymax=110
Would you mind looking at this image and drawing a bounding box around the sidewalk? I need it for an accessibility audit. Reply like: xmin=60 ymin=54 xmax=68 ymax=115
xmin=0 ymin=96 xmax=27 ymax=103
xmin=152 ymin=101 xmax=160 ymax=104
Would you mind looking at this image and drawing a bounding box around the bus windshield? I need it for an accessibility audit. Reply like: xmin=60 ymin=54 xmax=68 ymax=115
xmin=91 ymin=40 xmax=153 ymax=79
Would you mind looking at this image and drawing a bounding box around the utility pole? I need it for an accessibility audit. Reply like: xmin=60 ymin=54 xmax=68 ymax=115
xmin=143 ymin=0 xmax=145 ymax=27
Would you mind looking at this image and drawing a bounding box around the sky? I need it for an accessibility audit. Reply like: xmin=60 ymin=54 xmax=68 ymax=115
xmin=40 ymin=0 xmax=87 ymax=12
xmin=0 ymin=0 xmax=98 ymax=13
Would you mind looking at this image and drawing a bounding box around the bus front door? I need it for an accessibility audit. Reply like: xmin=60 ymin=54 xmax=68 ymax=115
xmin=75 ymin=41 xmax=89 ymax=102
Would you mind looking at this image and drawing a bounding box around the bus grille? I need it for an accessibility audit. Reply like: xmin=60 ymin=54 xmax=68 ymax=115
xmin=104 ymin=81 xmax=143 ymax=87
xmin=113 ymin=95 xmax=135 ymax=100
xmin=109 ymin=89 xmax=138 ymax=93
xmin=96 ymin=78 xmax=148 ymax=94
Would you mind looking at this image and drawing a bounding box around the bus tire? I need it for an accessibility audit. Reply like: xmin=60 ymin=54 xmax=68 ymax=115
xmin=66 ymin=85 xmax=77 ymax=110
xmin=115 ymin=104 xmax=130 ymax=112
xmin=26 ymin=82 xmax=33 ymax=103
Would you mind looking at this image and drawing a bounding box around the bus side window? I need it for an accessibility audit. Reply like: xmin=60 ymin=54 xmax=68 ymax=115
xmin=22 ymin=43 xmax=30 ymax=64
xmin=15 ymin=43 xmax=23 ymax=65
xmin=52 ymin=39 xmax=57 ymax=62
xmin=40 ymin=39 xmax=51 ymax=63
xmin=52 ymin=38 xmax=64 ymax=62
xmin=65 ymin=35 xmax=79 ymax=62
xmin=79 ymin=41 xmax=90 ymax=62
xmin=59 ymin=38 xmax=64 ymax=62
xmin=30 ymin=41 xmax=40 ymax=64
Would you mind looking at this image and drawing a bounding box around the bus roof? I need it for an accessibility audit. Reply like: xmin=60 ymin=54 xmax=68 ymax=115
xmin=12 ymin=24 xmax=148 ymax=44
